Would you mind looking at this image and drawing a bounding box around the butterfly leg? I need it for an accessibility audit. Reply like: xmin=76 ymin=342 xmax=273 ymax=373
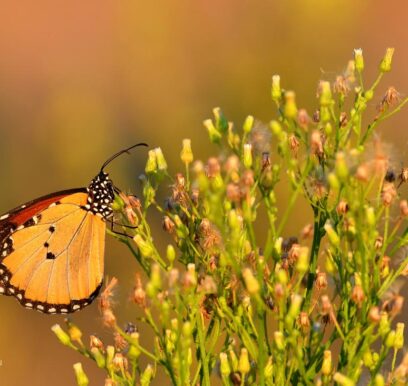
xmin=108 ymin=218 xmax=134 ymax=239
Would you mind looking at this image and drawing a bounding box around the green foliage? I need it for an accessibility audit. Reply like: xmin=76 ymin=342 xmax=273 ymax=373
xmin=53 ymin=48 xmax=408 ymax=385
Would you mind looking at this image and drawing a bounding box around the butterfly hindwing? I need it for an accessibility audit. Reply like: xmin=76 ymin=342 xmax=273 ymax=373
xmin=0 ymin=189 xmax=105 ymax=313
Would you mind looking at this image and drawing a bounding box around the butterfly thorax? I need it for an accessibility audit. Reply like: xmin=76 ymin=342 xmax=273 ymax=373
xmin=85 ymin=172 xmax=115 ymax=219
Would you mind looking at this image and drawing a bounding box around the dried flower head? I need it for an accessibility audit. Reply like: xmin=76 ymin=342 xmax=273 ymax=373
xmin=339 ymin=112 xmax=348 ymax=127
xmin=375 ymin=236 xmax=384 ymax=250
xmin=315 ymin=272 xmax=328 ymax=291
xmin=333 ymin=75 xmax=350 ymax=96
xmin=288 ymin=134 xmax=300 ymax=157
xmin=297 ymin=109 xmax=310 ymax=131
xmin=90 ymin=335 xmax=104 ymax=351
xmin=249 ymin=121 xmax=272 ymax=154
xmin=355 ymin=162 xmax=370 ymax=182
xmin=300 ymin=223 xmax=314 ymax=240
xmin=399 ymin=167 xmax=408 ymax=187
xmin=351 ymin=285 xmax=365 ymax=307
xmin=112 ymin=353 xmax=128 ymax=372
xmin=381 ymin=181 xmax=397 ymax=206
xmin=206 ymin=157 xmax=221 ymax=178
xmin=298 ymin=311 xmax=310 ymax=331
xmin=99 ymin=277 xmax=118 ymax=312
xmin=368 ymin=306 xmax=381 ymax=323
xmin=198 ymin=275 xmax=218 ymax=294
xmin=400 ymin=200 xmax=408 ymax=218
xmin=133 ymin=273 xmax=147 ymax=308
xmin=199 ymin=219 xmax=221 ymax=250
xmin=336 ymin=200 xmax=349 ymax=215
xmin=114 ymin=332 xmax=128 ymax=351
xmin=162 ymin=216 xmax=175 ymax=234
xmin=287 ymin=243 xmax=300 ymax=265
xmin=320 ymin=295 xmax=333 ymax=316
xmin=378 ymin=86 xmax=401 ymax=113
xmin=310 ymin=130 xmax=324 ymax=157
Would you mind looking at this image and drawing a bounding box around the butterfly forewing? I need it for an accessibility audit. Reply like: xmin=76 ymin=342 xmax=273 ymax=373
xmin=0 ymin=189 xmax=106 ymax=313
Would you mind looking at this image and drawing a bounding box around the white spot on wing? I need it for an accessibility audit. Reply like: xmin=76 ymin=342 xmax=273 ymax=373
xmin=0 ymin=214 xmax=9 ymax=220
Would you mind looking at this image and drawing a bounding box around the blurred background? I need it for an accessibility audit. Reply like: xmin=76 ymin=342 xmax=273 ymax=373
xmin=0 ymin=0 xmax=407 ymax=384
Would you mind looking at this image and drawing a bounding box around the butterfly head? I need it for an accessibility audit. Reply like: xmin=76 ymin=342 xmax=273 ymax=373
xmin=86 ymin=171 xmax=115 ymax=218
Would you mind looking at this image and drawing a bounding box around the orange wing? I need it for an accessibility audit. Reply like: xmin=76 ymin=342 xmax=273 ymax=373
xmin=0 ymin=191 xmax=106 ymax=313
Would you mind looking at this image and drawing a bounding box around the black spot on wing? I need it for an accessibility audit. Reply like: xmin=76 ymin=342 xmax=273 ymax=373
xmin=46 ymin=252 xmax=56 ymax=260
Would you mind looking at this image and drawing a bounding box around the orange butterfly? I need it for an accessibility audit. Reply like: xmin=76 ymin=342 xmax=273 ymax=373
xmin=0 ymin=143 xmax=147 ymax=314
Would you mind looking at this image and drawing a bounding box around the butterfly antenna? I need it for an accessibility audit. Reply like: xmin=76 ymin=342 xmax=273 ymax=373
xmin=100 ymin=143 xmax=148 ymax=172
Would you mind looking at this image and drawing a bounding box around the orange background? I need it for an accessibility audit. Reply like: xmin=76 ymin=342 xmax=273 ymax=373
xmin=0 ymin=1 xmax=407 ymax=384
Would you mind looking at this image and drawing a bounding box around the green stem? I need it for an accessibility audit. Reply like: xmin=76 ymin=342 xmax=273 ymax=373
xmin=196 ymin=312 xmax=211 ymax=385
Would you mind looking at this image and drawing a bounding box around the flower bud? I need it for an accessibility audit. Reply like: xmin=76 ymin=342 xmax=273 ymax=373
xmin=264 ymin=357 xmax=273 ymax=378
xmin=296 ymin=247 xmax=309 ymax=274
xmin=67 ymin=321 xmax=82 ymax=344
xmin=242 ymin=268 xmax=260 ymax=295
xmin=366 ymin=207 xmax=376 ymax=227
xmin=91 ymin=347 xmax=106 ymax=368
xmin=333 ymin=372 xmax=355 ymax=386
xmin=166 ymin=244 xmax=176 ymax=264
xmin=284 ymin=91 xmax=298 ymax=119
xmin=203 ymin=119 xmax=222 ymax=143
xmin=243 ymin=144 xmax=253 ymax=169
xmin=276 ymin=269 xmax=288 ymax=285
xmin=379 ymin=312 xmax=390 ymax=337
xmin=379 ymin=48 xmax=394 ymax=73
xmin=385 ymin=330 xmax=396 ymax=348
xmin=149 ymin=263 xmax=161 ymax=290
xmin=374 ymin=374 xmax=385 ymax=386
xmin=269 ymin=120 xmax=282 ymax=137
xmin=319 ymin=81 xmax=332 ymax=107
xmin=180 ymin=139 xmax=194 ymax=165
xmin=335 ymin=152 xmax=349 ymax=181
xmin=243 ymin=115 xmax=254 ymax=133
xmin=145 ymin=150 xmax=157 ymax=174
xmin=271 ymin=75 xmax=281 ymax=102
xmin=51 ymin=324 xmax=72 ymax=347
xmin=324 ymin=223 xmax=340 ymax=248
xmin=354 ymin=48 xmax=364 ymax=73
xmin=220 ymin=352 xmax=231 ymax=377
xmin=213 ymin=107 xmax=228 ymax=133
xmin=140 ymin=364 xmax=154 ymax=386
xmin=133 ymin=234 xmax=154 ymax=258
xmin=287 ymin=294 xmax=302 ymax=321
xmin=274 ymin=331 xmax=285 ymax=350
xmin=228 ymin=349 xmax=238 ymax=371
xmin=238 ymin=348 xmax=250 ymax=375
xmin=328 ymin=173 xmax=340 ymax=190
xmin=321 ymin=350 xmax=332 ymax=375
xmin=154 ymin=147 xmax=167 ymax=171
xmin=105 ymin=345 xmax=115 ymax=371
xmin=73 ymin=363 xmax=89 ymax=386
xmin=394 ymin=323 xmax=404 ymax=349
xmin=363 ymin=350 xmax=374 ymax=369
